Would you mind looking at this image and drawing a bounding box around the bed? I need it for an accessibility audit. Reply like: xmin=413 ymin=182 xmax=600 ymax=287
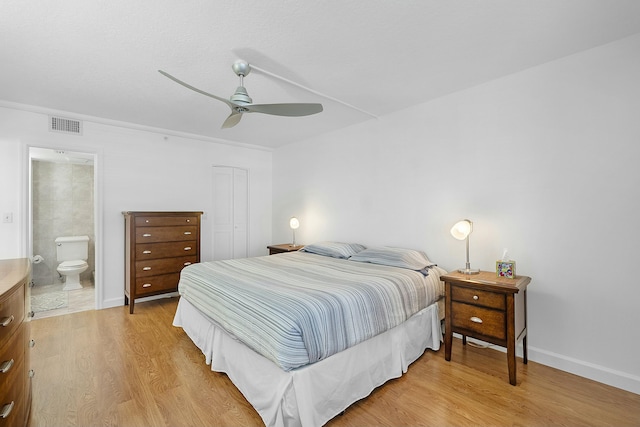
xmin=173 ymin=243 xmax=446 ymax=426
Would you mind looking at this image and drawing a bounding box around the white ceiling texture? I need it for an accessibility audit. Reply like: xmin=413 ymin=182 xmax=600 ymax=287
xmin=2 ymin=1 xmax=640 ymax=149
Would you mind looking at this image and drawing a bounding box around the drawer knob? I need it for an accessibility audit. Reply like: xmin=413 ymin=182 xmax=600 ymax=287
xmin=470 ymin=316 xmax=483 ymax=324
xmin=186 ymin=219 xmax=191 ymax=223
xmin=184 ymin=262 xmax=192 ymax=266
xmin=143 ymin=233 xmax=152 ymax=237
xmin=0 ymin=315 xmax=14 ymax=327
xmin=0 ymin=359 xmax=14 ymax=374
xmin=0 ymin=401 xmax=14 ymax=419
xmin=142 ymin=267 xmax=152 ymax=271
xmin=473 ymin=295 xmax=479 ymax=300
xmin=145 ymin=220 xmax=150 ymax=223
xmin=143 ymin=250 xmax=151 ymax=254
xmin=184 ymin=247 xmax=192 ymax=251
xmin=142 ymin=283 xmax=152 ymax=288
xmin=184 ymin=231 xmax=192 ymax=235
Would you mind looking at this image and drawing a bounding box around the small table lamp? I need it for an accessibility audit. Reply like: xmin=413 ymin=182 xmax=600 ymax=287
xmin=289 ymin=217 xmax=300 ymax=247
xmin=450 ymin=219 xmax=480 ymax=274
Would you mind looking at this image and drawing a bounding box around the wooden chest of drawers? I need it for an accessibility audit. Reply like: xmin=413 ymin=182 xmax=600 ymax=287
xmin=442 ymin=270 xmax=531 ymax=385
xmin=0 ymin=258 xmax=32 ymax=427
xmin=124 ymin=212 xmax=202 ymax=314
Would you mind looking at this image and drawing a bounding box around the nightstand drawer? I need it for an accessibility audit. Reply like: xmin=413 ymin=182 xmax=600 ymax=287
xmin=451 ymin=286 xmax=505 ymax=310
xmin=451 ymin=302 xmax=506 ymax=341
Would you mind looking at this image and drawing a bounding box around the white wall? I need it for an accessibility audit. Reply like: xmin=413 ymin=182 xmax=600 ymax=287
xmin=0 ymin=107 xmax=272 ymax=308
xmin=273 ymin=34 xmax=640 ymax=393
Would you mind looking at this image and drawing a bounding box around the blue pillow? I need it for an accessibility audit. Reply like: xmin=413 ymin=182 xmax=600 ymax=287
xmin=301 ymin=241 xmax=366 ymax=259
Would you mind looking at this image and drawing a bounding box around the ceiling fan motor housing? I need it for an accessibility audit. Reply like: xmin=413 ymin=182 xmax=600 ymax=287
xmin=230 ymin=86 xmax=252 ymax=104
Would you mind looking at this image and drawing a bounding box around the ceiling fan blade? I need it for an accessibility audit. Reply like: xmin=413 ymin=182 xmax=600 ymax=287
xmin=245 ymin=103 xmax=323 ymax=117
xmin=158 ymin=70 xmax=234 ymax=108
xmin=221 ymin=111 xmax=243 ymax=129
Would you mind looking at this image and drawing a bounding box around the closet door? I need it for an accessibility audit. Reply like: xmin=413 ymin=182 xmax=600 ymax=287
xmin=213 ymin=166 xmax=248 ymax=260
xmin=232 ymin=168 xmax=248 ymax=258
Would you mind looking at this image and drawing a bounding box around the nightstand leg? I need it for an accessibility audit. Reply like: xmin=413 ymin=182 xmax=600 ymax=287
xmin=523 ymin=289 xmax=528 ymax=364
xmin=507 ymin=294 xmax=516 ymax=385
xmin=507 ymin=344 xmax=516 ymax=385
xmin=444 ymin=333 xmax=452 ymax=361
xmin=444 ymin=285 xmax=452 ymax=361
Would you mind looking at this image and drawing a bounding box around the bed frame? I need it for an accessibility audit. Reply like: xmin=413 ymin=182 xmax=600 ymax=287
xmin=174 ymin=297 xmax=443 ymax=426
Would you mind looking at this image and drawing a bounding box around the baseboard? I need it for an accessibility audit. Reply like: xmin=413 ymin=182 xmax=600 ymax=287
xmin=101 ymin=297 xmax=124 ymax=309
xmin=101 ymin=293 xmax=179 ymax=310
xmin=452 ymin=334 xmax=640 ymax=395
xmin=528 ymin=346 xmax=640 ymax=396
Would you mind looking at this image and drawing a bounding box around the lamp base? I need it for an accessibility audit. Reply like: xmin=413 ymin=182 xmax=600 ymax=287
xmin=457 ymin=268 xmax=480 ymax=275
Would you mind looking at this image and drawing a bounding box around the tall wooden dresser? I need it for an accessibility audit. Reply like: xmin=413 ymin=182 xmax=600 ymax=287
xmin=0 ymin=258 xmax=32 ymax=427
xmin=123 ymin=211 xmax=202 ymax=314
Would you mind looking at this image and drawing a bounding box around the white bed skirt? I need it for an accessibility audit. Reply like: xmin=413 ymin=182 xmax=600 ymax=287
xmin=173 ymin=297 xmax=442 ymax=427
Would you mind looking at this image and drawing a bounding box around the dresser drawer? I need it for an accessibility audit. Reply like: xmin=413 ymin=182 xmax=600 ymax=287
xmin=135 ymin=241 xmax=197 ymax=260
xmin=451 ymin=286 xmax=505 ymax=310
xmin=135 ymin=216 xmax=199 ymax=227
xmin=0 ymin=326 xmax=25 ymax=392
xmin=451 ymin=302 xmax=506 ymax=341
xmin=135 ymin=273 xmax=180 ymax=295
xmin=0 ymin=356 xmax=25 ymax=427
xmin=135 ymin=226 xmax=198 ymax=243
xmin=0 ymin=285 xmax=24 ymax=345
xmin=135 ymin=256 xmax=197 ymax=277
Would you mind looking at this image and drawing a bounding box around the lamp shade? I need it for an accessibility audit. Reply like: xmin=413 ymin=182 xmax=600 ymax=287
xmin=450 ymin=220 xmax=472 ymax=240
xmin=289 ymin=217 xmax=300 ymax=230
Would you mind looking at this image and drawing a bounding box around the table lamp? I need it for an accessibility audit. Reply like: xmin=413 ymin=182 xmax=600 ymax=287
xmin=289 ymin=217 xmax=300 ymax=247
xmin=450 ymin=219 xmax=480 ymax=274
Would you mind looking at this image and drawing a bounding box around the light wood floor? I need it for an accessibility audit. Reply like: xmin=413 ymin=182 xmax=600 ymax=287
xmin=28 ymin=297 xmax=640 ymax=427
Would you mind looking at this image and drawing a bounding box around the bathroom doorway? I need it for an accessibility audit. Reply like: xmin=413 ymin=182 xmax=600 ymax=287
xmin=28 ymin=147 xmax=98 ymax=319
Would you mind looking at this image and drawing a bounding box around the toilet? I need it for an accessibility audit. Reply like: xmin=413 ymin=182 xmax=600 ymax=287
xmin=55 ymin=235 xmax=89 ymax=291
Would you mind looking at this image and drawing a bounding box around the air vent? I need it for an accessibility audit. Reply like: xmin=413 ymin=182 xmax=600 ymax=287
xmin=49 ymin=116 xmax=83 ymax=135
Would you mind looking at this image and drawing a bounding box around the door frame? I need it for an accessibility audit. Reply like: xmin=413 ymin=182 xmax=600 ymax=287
xmin=23 ymin=143 xmax=104 ymax=310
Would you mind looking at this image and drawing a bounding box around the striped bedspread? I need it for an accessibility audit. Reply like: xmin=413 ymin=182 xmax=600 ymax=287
xmin=177 ymin=251 xmax=444 ymax=371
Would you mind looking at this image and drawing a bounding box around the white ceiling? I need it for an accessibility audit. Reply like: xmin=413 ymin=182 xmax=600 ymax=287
xmin=2 ymin=1 xmax=640 ymax=149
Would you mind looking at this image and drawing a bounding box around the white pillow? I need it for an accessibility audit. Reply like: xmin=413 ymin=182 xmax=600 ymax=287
xmin=348 ymin=246 xmax=435 ymax=270
xmin=301 ymin=241 xmax=366 ymax=259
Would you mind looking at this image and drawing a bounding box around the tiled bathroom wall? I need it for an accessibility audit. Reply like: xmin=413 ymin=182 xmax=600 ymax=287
xmin=32 ymin=160 xmax=95 ymax=286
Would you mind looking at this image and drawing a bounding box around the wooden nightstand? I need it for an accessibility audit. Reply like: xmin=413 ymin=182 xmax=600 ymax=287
xmin=442 ymin=270 xmax=531 ymax=385
xmin=267 ymin=244 xmax=304 ymax=255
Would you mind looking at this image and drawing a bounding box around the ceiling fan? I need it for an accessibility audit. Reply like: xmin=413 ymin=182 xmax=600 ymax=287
xmin=158 ymin=60 xmax=323 ymax=129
